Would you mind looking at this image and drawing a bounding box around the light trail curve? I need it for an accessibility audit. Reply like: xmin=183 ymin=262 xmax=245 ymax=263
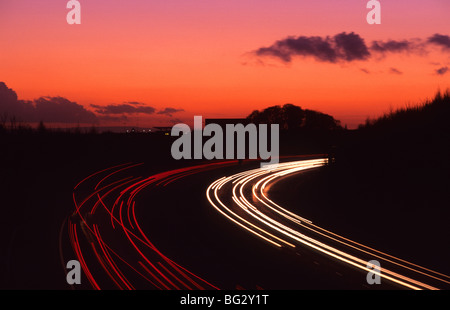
xmin=63 ymin=160 xmax=239 ymax=290
xmin=206 ymin=158 xmax=450 ymax=290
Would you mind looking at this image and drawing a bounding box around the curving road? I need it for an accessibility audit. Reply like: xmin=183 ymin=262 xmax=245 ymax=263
xmin=62 ymin=161 xmax=239 ymax=290
xmin=61 ymin=157 xmax=450 ymax=290
xmin=206 ymin=158 xmax=450 ymax=290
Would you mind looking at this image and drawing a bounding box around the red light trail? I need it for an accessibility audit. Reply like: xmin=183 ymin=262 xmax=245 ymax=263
xmin=64 ymin=161 xmax=238 ymax=290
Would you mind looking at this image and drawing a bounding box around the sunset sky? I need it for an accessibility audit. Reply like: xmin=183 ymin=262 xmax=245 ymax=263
xmin=1 ymin=0 xmax=449 ymax=128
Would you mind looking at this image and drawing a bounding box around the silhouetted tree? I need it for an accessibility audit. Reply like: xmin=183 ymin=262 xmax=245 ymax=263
xmin=37 ymin=120 xmax=47 ymax=134
xmin=247 ymin=103 xmax=341 ymax=132
xmin=9 ymin=115 xmax=17 ymax=131
xmin=0 ymin=112 xmax=8 ymax=128
xmin=303 ymin=109 xmax=341 ymax=131
xmin=88 ymin=125 xmax=98 ymax=135
xmin=282 ymin=104 xmax=305 ymax=131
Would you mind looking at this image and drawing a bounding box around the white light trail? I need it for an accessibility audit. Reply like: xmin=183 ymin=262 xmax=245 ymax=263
xmin=206 ymin=158 xmax=450 ymax=290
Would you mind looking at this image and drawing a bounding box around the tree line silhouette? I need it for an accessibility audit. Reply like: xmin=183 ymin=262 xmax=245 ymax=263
xmin=247 ymin=103 xmax=342 ymax=132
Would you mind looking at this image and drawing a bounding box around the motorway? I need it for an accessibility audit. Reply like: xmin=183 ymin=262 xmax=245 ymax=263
xmin=206 ymin=158 xmax=450 ymax=290
xmin=61 ymin=157 xmax=450 ymax=290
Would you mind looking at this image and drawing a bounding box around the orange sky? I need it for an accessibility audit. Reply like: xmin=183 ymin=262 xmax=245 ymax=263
xmin=1 ymin=1 xmax=449 ymax=128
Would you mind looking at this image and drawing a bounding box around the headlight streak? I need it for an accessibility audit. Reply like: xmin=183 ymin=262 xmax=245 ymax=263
xmin=206 ymin=158 xmax=450 ymax=290
xmin=66 ymin=161 xmax=240 ymax=290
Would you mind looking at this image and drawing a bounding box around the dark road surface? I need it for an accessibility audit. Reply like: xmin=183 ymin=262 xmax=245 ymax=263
xmin=59 ymin=157 xmax=450 ymax=290
xmin=3 ymin=153 xmax=449 ymax=291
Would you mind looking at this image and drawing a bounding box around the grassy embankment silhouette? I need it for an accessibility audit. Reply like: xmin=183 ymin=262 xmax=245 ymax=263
xmin=268 ymin=90 xmax=450 ymax=275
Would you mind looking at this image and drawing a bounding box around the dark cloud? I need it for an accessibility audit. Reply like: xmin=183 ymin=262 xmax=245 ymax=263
xmin=0 ymin=82 xmax=98 ymax=123
xmin=0 ymin=82 xmax=26 ymax=119
xmin=428 ymin=34 xmax=450 ymax=50
xmin=254 ymin=32 xmax=370 ymax=63
xmin=334 ymin=32 xmax=371 ymax=61
xmin=168 ymin=118 xmax=183 ymax=124
xmin=436 ymin=66 xmax=449 ymax=75
xmin=252 ymin=33 xmax=450 ymax=65
xmin=389 ymin=67 xmax=403 ymax=75
xmin=0 ymin=82 xmax=186 ymax=126
xmin=34 ymin=97 xmax=98 ymax=123
xmin=371 ymin=40 xmax=412 ymax=53
xmin=91 ymin=103 xmax=156 ymax=115
xmin=0 ymin=82 xmax=18 ymax=104
xmin=0 ymin=82 xmax=34 ymax=121
xmin=157 ymin=107 xmax=184 ymax=117
xmin=360 ymin=68 xmax=370 ymax=74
